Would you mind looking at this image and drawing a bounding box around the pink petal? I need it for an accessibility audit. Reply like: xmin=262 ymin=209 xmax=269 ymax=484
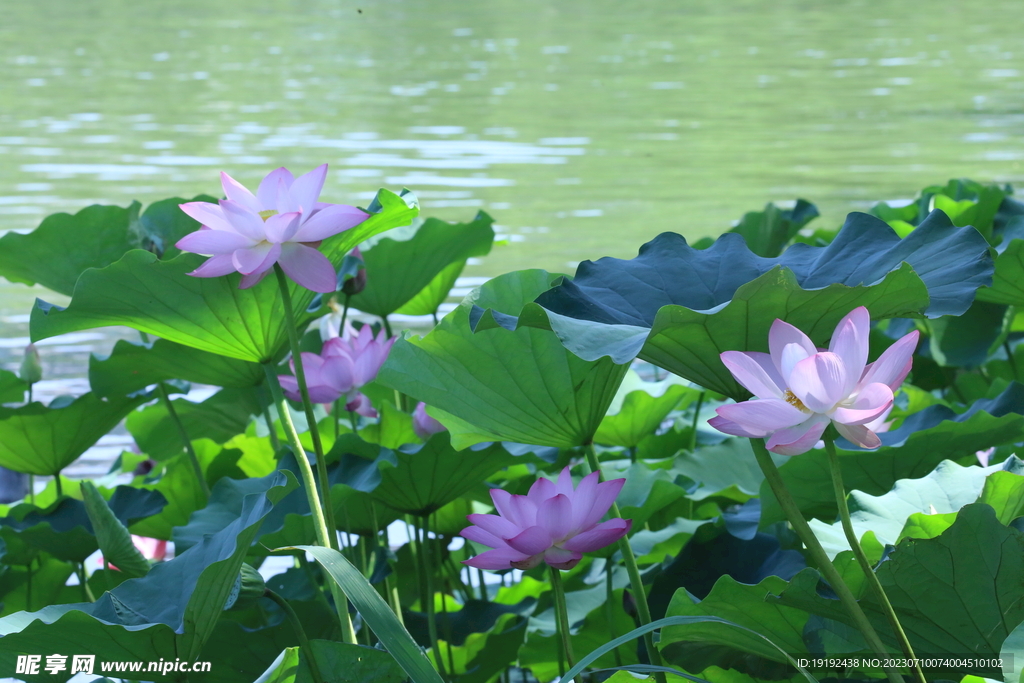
xmin=707 ymin=414 xmax=770 ymax=438
xmin=554 ymin=466 xmax=575 ymax=498
xmin=346 ymin=392 xmax=378 ymax=418
xmin=568 ymin=471 xmax=599 ymax=529
xmin=715 ymin=398 xmax=809 ymax=432
xmin=460 ymin=525 xmax=504 ymax=549
xmin=292 ymin=204 xmax=370 ymax=242
xmin=527 ymin=476 xmax=556 ymax=504
xmin=220 ymin=200 xmax=268 ymax=241
xmin=721 ymin=351 xmax=785 ymax=399
xmin=288 ymin=164 xmax=328 ymax=215
xmin=277 ymin=243 xmax=337 ymax=293
xmin=537 ymin=494 xmax=573 ymax=540
xmin=829 ymin=307 xmax=870 ymax=396
xmin=511 ymin=555 xmax=545 ymax=570
xmin=467 ymin=512 xmax=521 ymax=540
xmin=859 ymin=330 xmax=920 ymax=391
xmin=769 ymin=319 xmax=817 ymax=378
xmin=543 ymin=547 xmax=582 ymax=570
xmin=834 ymin=422 xmax=882 ymax=449
xmin=831 ymin=382 xmax=894 ymax=425
xmin=321 ymin=354 xmax=355 ymax=394
xmin=177 ymin=228 xmax=254 ymax=255
xmin=257 ymin=167 xmax=295 ymax=210
xmin=490 ymin=489 xmax=528 ymax=528
xmin=305 ymin=383 xmax=344 ymax=405
xmin=788 ymin=352 xmax=848 ymax=413
xmin=220 ymin=172 xmax=260 ymax=212
xmin=504 ymin=526 xmax=552 ymax=555
xmin=278 ymin=375 xmax=301 ymax=402
xmin=576 ymin=478 xmax=626 ymax=532
xmin=179 ymin=201 xmax=235 ymax=233
xmin=507 ymin=494 xmax=538 ymax=528
xmin=766 ymin=415 xmax=829 ymax=455
xmin=264 ymin=211 xmax=301 ymax=244
xmin=239 ymin=270 xmax=271 ymax=289
xmin=463 ymin=547 xmax=530 ymax=570
xmin=562 ymin=518 xmax=632 ymax=553
xmin=232 ymin=242 xmax=279 ymax=275
xmin=188 ymin=254 xmax=237 ymax=278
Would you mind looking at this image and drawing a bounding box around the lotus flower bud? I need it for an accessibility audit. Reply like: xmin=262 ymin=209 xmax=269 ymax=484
xmin=19 ymin=344 xmax=42 ymax=385
xmin=341 ymin=247 xmax=367 ymax=296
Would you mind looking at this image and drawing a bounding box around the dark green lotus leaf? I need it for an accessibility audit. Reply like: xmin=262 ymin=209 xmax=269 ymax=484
xmin=0 ymin=392 xmax=149 ymax=476
xmin=30 ymin=189 xmax=418 ymax=363
xmin=90 ymin=338 xmax=263 ymax=398
xmin=504 ymin=210 xmax=991 ymax=398
xmin=349 ymin=212 xmax=494 ymax=318
xmin=927 ymin=299 xmax=1010 ymax=368
xmin=761 ymin=383 xmax=1024 ymax=524
xmin=134 ymin=195 xmax=219 ymax=259
xmin=659 ymin=576 xmax=809 ymax=677
xmin=378 ymin=270 xmax=631 ymax=448
xmin=369 ymin=433 xmax=519 ymax=516
xmin=404 ymin=599 xmax=534 ymax=648
xmin=0 ymin=369 xmax=28 ymax=404
xmin=396 ymin=260 xmax=463 ymax=317
xmin=694 ymin=199 xmax=819 ymax=258
xmin=0 ymin=470 xmax=295 ymax=676
xmin=808 ymin=457 xmax=1024 ymax=558
xmin=126 ymin=386 xmax=261 ymax=461
xmin=774 ymin=504 xmax=1024 ymax=679
xmin=0 ymin=557 xmax=77 ymax=618
xmin=298 ymin=640 xmax=406 ymax=683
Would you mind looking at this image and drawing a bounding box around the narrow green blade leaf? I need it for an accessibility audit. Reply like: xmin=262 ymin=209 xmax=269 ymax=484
xmin=296 ymin=545 xmax=444 ymax=683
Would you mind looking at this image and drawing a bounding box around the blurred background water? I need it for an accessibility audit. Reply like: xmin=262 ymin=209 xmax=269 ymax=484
xmin=2 ymin=0 xmax=1024 ymax=408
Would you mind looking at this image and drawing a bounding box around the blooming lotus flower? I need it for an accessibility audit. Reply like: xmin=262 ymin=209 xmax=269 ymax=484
xmin=279 ymin=323 xmax=394 ymax=413
xmin=461 ymin=467 xmax=632 ymax=571
xmin=413 ymin=402 xmax=447 ymax=440
xmin=176 ymin=165 xmax=368 ymax=292
xmin=709 ymin=307 xmax=919 ymax=455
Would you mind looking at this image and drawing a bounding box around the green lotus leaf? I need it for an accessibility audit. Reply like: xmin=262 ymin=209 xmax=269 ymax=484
xmin=0 ymin=392 xmax=149 ymax=476
xmin=350 ymin=212 xmax=495 ymax=318
xmin=502 ymin=211 xmax=991 ymax=399
xmin=0 ymin=471 xmax=295 ymax=676
xmin=30 ymin=189 xmax=418 ymax=363
xmin=0 ymin=369 xmax=28 ymax=404
xmin=773 ymin=504 xmax=1024 ymax=680
xmin=978 ymin=236 xmax=1024 ymax=306
xmin=808 ymin=458 xmax=1024 ymax=558
xmin=90 ymin=338 xmax=263 ymax=397
xmin=594 ymin=371 xmax=696 ymax=448
xmin=378 ymin=270 xmax=630 ymax=448
xmin=126 ymin=386 xmax=261 ymax=461
xmin=659 ymin=576 xmax=808 ymax=676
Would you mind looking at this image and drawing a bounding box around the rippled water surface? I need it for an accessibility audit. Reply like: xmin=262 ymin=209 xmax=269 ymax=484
xmin=3 ymin=0 xmax=1024 ymax=394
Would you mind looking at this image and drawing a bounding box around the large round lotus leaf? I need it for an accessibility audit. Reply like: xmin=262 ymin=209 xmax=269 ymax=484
xmin=378 ymin=269 xmax=630 ymax=449
xmin=30 ymin=189 xmax=418 ymax=363
xmin=490 ymin=210 xmax=991 ymax=398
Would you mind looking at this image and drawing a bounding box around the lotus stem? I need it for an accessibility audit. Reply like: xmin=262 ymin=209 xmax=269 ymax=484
xmin=583 ymin=443 xmax=666 ymax=683
xmin=1006 ymin=340 xmax=1019 ymax=381
xmin=605 ymin=560 xmax=623 ymax=667
xmin=823 ymin=432 xmax=927 ymax=683
xmin=749 ymin=437 xmax=903 ymax=683
xmin=261 ymin=388 xmax=281 ymax=452
xmin=273 ymin=264 xmax=339 ymax=552
xmin=54 ymin=472 xmax=63 ymax=499
xmin=77 ymin=563 xmax=94 ymax=602
xmin=689 ymin=391 xmax=705 ymax=452
xmin=265 ymin=589 xmax=325 ymax=683
xmin=263 ymin=363 xmax=357 ymax=644
xmin=157 ymin=382 xmax=210 ymax=498
xmin=416 ymin=515 xmax=448 ymax=679
xmin=549 ymin=567 xmax=581 ymax=683
xmin=340 ymin=293 xmax=351 ymax=328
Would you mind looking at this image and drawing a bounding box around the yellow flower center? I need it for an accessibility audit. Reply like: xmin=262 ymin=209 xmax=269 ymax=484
xmin=783 ymin=390 xmax=809 ymax=412
xmin=258 ymin=209 xmax=278 ymax=221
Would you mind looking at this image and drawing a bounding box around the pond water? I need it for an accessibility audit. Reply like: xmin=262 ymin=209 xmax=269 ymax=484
xmin=2 ymin=0 xmax=1024 ymax=397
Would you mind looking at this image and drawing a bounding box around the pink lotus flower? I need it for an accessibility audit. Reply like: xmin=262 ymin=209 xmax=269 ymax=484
xmin=413 ymin=402 xmax=447 ymax=440
xmin=176 ymin=165 xmax=368 ymax=292
xmin=709 ymin=307 xmax=919 ymax=455
xmin=279 ymin=323 xmax=394 ymax=414
xmin=461 ymin=467 xmax=632 ymax=571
